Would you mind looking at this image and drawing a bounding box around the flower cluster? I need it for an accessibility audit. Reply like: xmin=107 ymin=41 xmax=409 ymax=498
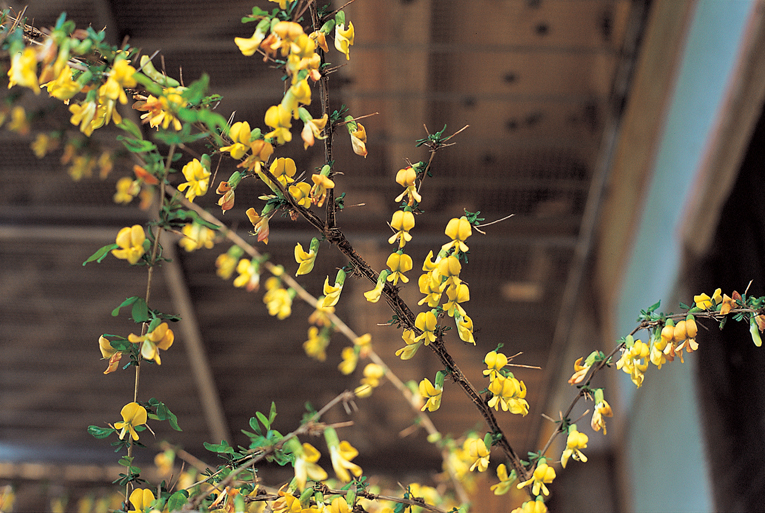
xmin=484 ymin=350 xmax=529 ymax=415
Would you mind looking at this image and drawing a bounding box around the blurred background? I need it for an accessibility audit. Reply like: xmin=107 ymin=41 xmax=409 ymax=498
xmin=2 ymin=0 xmax=765 ymax=511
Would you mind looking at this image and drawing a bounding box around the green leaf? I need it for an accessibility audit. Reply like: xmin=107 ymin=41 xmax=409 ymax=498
xmin=83 ymin=243 xmax=119 ymax=266
xmin=112 ymin=297 xmax=140 ymax=317
xmin=88 ymin=425 xmax=115 ymax=439
xmin=255 ymin=411 xmax=270 ymax=431
xmin=118 ymin=456 xmax=134 ymax=467
xmin=116 ymin=135 xmax=157 ymax=153
xmin=167 ymin=490 xmax=189 ymax=512
xmin=646 ymin=300 xmax=661 ymax=313
xmin=204 ymin=441 xmax=234 ymax=454
xmin=132 ymin=298 xmax=150 ymax=323
xmin=116 ymin=119 xmax=143 ymax=139
xmin=181 ymin=73 xmax=210 ymax=105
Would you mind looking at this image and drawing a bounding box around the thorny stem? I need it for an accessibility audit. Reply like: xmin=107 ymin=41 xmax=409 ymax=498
xmin=309 ymin=2 xmax=337 ymax=230
xmin=165 ymin=185 xmax=470 ymax=503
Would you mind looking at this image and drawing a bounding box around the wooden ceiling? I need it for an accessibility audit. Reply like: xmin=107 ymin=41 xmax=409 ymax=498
xmin=0 ymin=0 xmax=648 ymax=508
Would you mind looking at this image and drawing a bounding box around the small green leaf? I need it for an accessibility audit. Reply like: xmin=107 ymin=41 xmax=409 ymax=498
xmin=83 ymin=243 xmax=119 ymax=266
xmin=112 ymin=297 xmax=140 ymax=317
xmin=167 ymin=490 xmax=189 ymax=512
xmin=116 ymin=119 xmax=143 ymax=139
xmin=88 ymin=425 xmax=115 ymax=439
xmin=255 ymin=411 xmax=270 ymax=430
xmin=131 ymin=298 xmax=149 ymax=323
xmin=116 ymin=135 xmax=157 ymax=153
xmin=204 ymin=441 xmax=234 ymax=454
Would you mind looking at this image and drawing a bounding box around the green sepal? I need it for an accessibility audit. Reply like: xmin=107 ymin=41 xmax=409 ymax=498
xmin=83 ymin=243 xmax=119 ymax=265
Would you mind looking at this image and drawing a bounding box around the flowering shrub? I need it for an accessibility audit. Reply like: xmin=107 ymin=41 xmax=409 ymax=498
xmin=2 ymin=4 xmax=765 ymax=512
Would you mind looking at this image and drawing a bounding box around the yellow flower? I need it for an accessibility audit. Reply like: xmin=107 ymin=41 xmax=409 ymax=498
xmin=694 ymin=288 xmax=722 ymax=310
xmin=418 ymin=270 xmax=443 ymax=307
xmin=443 ymin=279 xmax=470 ymax=317
xmin=310 ymin=173 xmax=335 ymax=207
xmin=294 ymin=238 xmax=319 ymax=276
xmin=269 ymin=157 xmax=297 ymax=187
xmin=326 ymin=434 xmax=363 ymax=482
xmin=177 ymin=158 xmax=211 ymax=201
xmin=490 ymin=463 xmax=516 ymax=495
xmin=395 ymin=166 xmax=422 ymax=206
xmin=239 ymin=139 xmax=274 ymax=173
xmin=6 ymin=106 xmax=29 ymax=135
xmin=334 ymin=22 xmax=355 ymax=60
xmin=293 ymin=442 xmax=327 ymax=490
xmin=328 ymin=497 xmax=351 ymax=513
xmin=568 ymin=356 xmax=591 ymax=385
xmin=233 ymin=258 xmax=260 ymax=291
xmin=289 ymin=182 xmax=312 ymax=208
xmin=720 ymin=293 xmax=736 ymax=315
xmin=69 ymin=100 xmax=98 ymax=136
xmin=128 ymin=322 xmax=174 ymax=365
xmin=414 ymin=310 xmax=438 ymax=344
xmin=263 ymin=285 xmax=293 ymax=320
xmin=483 ymin=351 xmax=508 ymax=381
xmin=127 ymin=488 xmax=154 ymax=513
xmin=111 ymin=225 xmax=146 ymax=264
xmin=7 ymin=47 xmax=40 ymax=94
xmin=31 ymin=133 xmax=58 ymax=158
xmin=44 ymin=64 xmax=82 ymax=100
xmin=349 ymin=122 xmax=367 ymax=157
xmin=308 ymin=298 xmax=335 ymax=327
xmin=301 ymin=113 xmax=328 ymax=149
xmin=442 ymin=216 xmax=472 ymax=253
xmin=517 ymin=459 xmax=556 ymax=496
xmin=388 ymin=210 xmax=415 ymax=248
xmin=364 ymin=270 xmax=389 ymax=303
xmin=386 ymin=251 xmax=413 ymax=285
xmin=246 ymin=208 xmax=271 ymax=244
xmin=616 ymin=338 xmax=650 ymax=387
xmin=395 ymin=329 xmax=422 ymax=360
xmin=561 ymin=427 xmax=588 ymax=468
xmin=338 ymin=346 xmax=358 ymax=375
xmin=180 ymin=222 xmax=216 ymax=252
xmin=464 ymin=437 xmax=490 ymax=472
xmin=321 ymin=270 xmax=345 ymax=307
xmin=103 ymin=59 xmax=137 ymax=103
xmin=487 ymin=375 xmax=528 ymax=415
xmin=418 ymin=378 xmax=443 ymax=412
xmin=456 ymin=312 xmax=475 ymax=344
xmin=281 ymin=79 xmax=311 ymax=119
xmin=303 ymin=326 xmax=329 ymax=361
xmin=265 ymin=104 xmax=293 ymax=145
xmin=220 ymin=121 xmax=252 ymax=159
xmin=132 ymin=90 xmax=185 ymax=131
xmin=115 ymin=402 xmax=148 ymax=441
xmin=591 ymin=399 xmax=613 ymax=435
xmin=512 ymin=499 xmax=548 ymax=513
xmin=98 ymin=335 xmax=122 ymax=374
xmin=215 ymin=247 xmax=242 ymax=280
xmin=355 ymin=363 xmax=385 ymax=397
xmin=235 ymin=27 xmax=268 ymax=57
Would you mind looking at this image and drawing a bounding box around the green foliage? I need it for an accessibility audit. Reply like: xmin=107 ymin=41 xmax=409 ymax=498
xmin=82 ymin=243 xmax=119 ymax=265
xmin=87 ymin=425 xmax=116 ymax=439
xmin=143 ymin=398 xmax=182 ymax=431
